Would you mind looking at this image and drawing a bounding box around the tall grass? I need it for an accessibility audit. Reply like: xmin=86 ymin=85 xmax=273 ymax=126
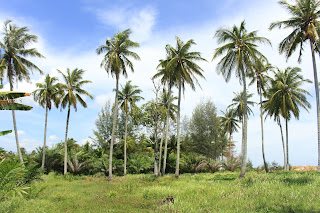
xmin=1 ymin=171 xmax=320 ymax=212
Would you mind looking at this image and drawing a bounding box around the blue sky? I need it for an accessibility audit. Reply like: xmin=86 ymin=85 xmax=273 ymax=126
xmin=0 ymin=0 xmax=318 ymax=167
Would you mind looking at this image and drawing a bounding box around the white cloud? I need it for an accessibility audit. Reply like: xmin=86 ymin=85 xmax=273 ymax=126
xmin=93 ymin=6 xmax=156 ymax=43
xmin=20 ymin=138 xmax=41 ymax=152
xmin=48 ymin=135 xmax=59 ymax=141
xmin=8 ymin=130 xmax=25 ymax=137
xmin=80 ymin=138 xmax=93 ymax=145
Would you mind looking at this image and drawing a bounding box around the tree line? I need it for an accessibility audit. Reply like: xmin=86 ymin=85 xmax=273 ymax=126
xmin=1 ymin=0 xmax=320 ymax=179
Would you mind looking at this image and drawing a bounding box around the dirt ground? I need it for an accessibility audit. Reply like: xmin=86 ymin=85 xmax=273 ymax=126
xmin=291 ymin=166 xmax=318 ymax=171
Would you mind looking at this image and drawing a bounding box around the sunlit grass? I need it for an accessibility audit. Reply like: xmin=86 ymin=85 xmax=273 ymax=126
xmin=2 ymin=171 xmax=320 ymax=212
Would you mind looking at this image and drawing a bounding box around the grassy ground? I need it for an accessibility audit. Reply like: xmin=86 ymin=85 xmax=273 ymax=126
xmin=2 ymin=171 xmax=320 ymax=212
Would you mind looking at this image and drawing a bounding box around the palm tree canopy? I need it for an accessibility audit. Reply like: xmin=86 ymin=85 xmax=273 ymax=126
xmin=228 ymin=91 xmax=255 ymax=120
xmin=220 ymin=108 xmax=240 ymax=135
xmin=118 ymin=80 xmax=144 ymax=113
xmin=96 ymin=29 xmax=140 ymax=78
xmin=213 ymin=20 xmax=271 ymax=84
xmin=33 ymin=74 xmax=62 ymax=110
xmin=264 ymin=66 xmax=312 ymax=121
xmin=159 ymin=89 xmax=178 ymax=122
xmin=270 ymin=0 xmax=320 ymax=61
xmin=248 ymin=57 xmax=273 ymax=96
xmin=0 ymin=20 xmax=44 ymax=85
xmin=164 ymin=36 xmax=207 ymax=91
xmin=58 ymin=68 xmax=93 ymax=111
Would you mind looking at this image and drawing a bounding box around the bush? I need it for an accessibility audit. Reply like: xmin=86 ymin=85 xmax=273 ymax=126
xmin=221 ymin=157 xmax=241 ymax=171
xmin=0 ymin=159 xmax=27 ymax=199
xmin=181 ymin=153 xmax=205 ymax=173
xmin=128 ymin=153 xmax=153 ymax=174
xmin=196 ymin=159 xmax=221 ymax=173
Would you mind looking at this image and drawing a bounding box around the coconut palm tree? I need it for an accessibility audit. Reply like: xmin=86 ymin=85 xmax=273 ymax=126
xmin=264 ymin=67 xmax=311 ymax=171
xmin=0 ymin=20 xmax=44 ymax=164
xmin=228 ymin=91 xmax=255 ymax=124
xmin=248 ymin=58 xmax=273 ymax=173
xmin=96 ymin=29 xmax=140 ymax=181
xmin=153 ymin=58 xmax=178 ymax=176
xmin=270 ymin=0 xmax=320 ymax=171
xmin=164 ymin=36 xmax=207 ymax=178
xmin=33 ymin=74 xmax=62 ymax=168
xmin=158 ymin=89 xmax=178 ymax=175
xmin=213 ymin=21 xmax=271 ymax=177
xmin=220 ymin=108 xmax=240 ymax=159
xmin=58 ymin=68 xmax=93 ymax=175
xmin=118 ymin=80 xmax=143 ymax=176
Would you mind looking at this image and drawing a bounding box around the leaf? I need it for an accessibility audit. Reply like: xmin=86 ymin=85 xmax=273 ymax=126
xmin=0 ymin=130 xmax=12 ymax=136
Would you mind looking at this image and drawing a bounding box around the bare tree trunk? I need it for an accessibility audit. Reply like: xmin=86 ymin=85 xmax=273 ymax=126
xmin=8 ymin=64 xmax=23 ymax=165
xmin=162 ymin=84 xmax=171 ymax=176
xmin=239 ymin=70 xmax=248 ymax=178
xmin=154 ymin=122 xmax=159 ymax=177
xmin=228 ymin=132 xmax=232 ymax=159
xmin=41 ymin=106 xmax=48 ymax=169
xmin=64 ymin=104 xmax=71 ymax=175
xmin=260 ymin=88 xmax=268 ymax=173
xmin=278 ymin=120 xmax=287 ymax=170
xmin=124 ymin=112 xmax=128 ymax=176
xmin=175 ymin=77 xmax=182 ymax=179
xmin=158 ymin=124 xmax=165 ymax=172
xmin=285 ymin=118 xmax=289 ymax=171
xmin=310 ymin=41 xmax=320 ymax=172
xmin=109 ymin=75 xmax=119 ymax=182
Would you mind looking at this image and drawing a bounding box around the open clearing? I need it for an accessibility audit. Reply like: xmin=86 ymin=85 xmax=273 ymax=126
xmin=2 ymin=171 xmax=320 ymax=212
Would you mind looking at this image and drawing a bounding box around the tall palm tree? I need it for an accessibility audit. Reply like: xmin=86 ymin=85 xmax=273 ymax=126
xmin=0 ymin=20 xmax=44 ymax=164
xmin=248 ymin=58 xmax=272 ymax=173
xmin=270 ymin=0 xmax=320 ymax=171
xmin=118 ymin=80 xmax=143 ymax=176
xmin=220 ymin=108 xmax=240 ymax=159
xmin=264 ymin=67 xmax=311 ymax=171
xmin=33 ymin=74 xmax=62 ymax=168
xmin=158 ymin=89 xmax=177 ymax=175
xmin=213 ymin=21 xmax=271 ymax=177
xmin=58 ymin=68 xmax=93 ymax=175
xmin=153 ymin=58 xmax=177 ymax=176
xmin=165 ymin=36 xmax=206 ymax=178
xmin=96 ymin=29 xmax=140 ymax=181
xmin=228 ymin=91 xmax=255 ymax=124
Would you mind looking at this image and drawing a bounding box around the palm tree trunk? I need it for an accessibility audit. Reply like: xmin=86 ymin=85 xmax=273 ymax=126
xmin=260 ymin=89 xmax=268 ymax=173
xmin=124 ymin=112 xmax=128 ymax=176
xmin=285 ymin=118 xmax=289 ymax=171
xmin=175 ymin=77 xmax=182 ymax=179
xmin=158 ymin=124 xmax=165 ymax=172
xmin=64 ymin=104 xmax=71 ymax=175
xmin=239 ymin=70 xmax=248 ymax=178
xmin=310 ymin=41 xmax=320 ymax=172
xmin=162 ymin=84 xmax=171 ymax=176
xmin=154 ymin=119 xmax=159 ymax=177
xmin=228 ymin=132 xmax=232 ymax=159
xmin=8 ymin=64 xmax=23 ymax=164
xmin=41 ymin=106 xmax=49 ymax=169
xmin=278 ymin=119 xmax=287 ymax=170
xmin=109 ymin=74 xmax=119 ymax=182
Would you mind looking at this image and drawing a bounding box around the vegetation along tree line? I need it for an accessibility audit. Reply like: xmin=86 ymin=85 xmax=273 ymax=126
xmin=1 ymin=0 xmax=320 ymax=184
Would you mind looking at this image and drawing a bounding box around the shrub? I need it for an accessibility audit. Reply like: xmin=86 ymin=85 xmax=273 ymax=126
xmin=221 ymin=157 xmax=241 ymax=171
xmin=0 ymin=159 xmax=27 ymax=199
xmin=196 ymin=159 xmax=221 ymax=173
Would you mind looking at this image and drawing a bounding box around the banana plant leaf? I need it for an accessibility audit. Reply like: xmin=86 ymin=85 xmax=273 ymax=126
xmin=0 ymin=102 xmax=32 ymax=111
xmin=0 ymin=91 xmax=31 ymax=100
xmin=0 ymin=130 xmax=12 ymax=136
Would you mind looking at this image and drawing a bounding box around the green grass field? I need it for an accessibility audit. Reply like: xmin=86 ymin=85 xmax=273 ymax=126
xmin=2 ymin=171 xmax=320 ymax=213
